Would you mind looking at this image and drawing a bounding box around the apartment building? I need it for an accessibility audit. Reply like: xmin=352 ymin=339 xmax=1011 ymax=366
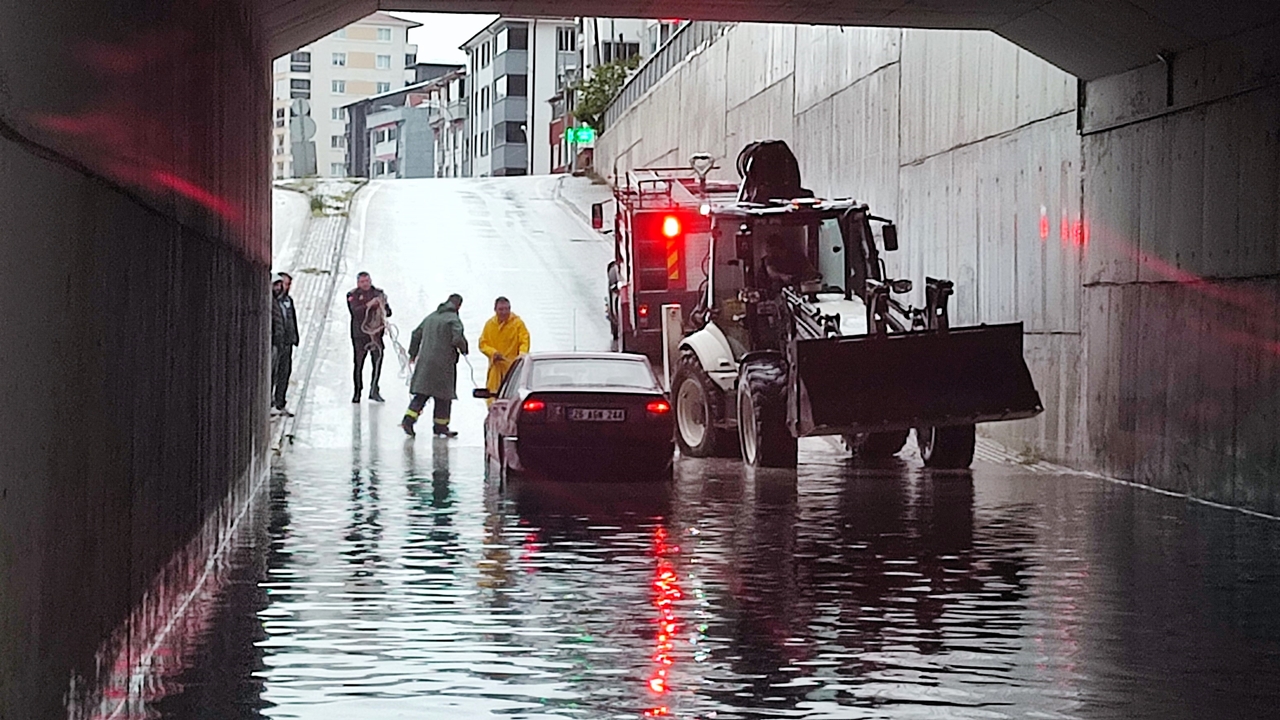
xmin=462 ymin=17 xmax=579 ymax=177
xmin=271 ymin=12 xmax=420 ymax=179
xmin=343 ymin=67 xmax=463 ymax=179
xmin=549 ymin=18 xmax=652 ymax=173
xmin=430 ymin=70 xmax=470 ymax=178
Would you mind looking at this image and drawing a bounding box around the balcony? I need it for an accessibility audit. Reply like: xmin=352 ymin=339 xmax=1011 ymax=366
xmin=492 ymin=49 xmax=527 ymax=80
xmin=491 ymin=96 xmax=527 ymax=124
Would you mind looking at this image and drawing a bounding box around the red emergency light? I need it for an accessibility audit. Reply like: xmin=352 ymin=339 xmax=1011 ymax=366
xmin=646 ymin=400 xmax=671 ymax=414
xmin=661 ymin=215 xmax=681 ymax=238
xmin=638 ymin=304 xmax=650 ymax=318
xmin=522 ymin=399 xmax=546 ymax=413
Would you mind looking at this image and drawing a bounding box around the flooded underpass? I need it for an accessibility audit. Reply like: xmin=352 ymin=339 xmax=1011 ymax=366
xmin=134 ymin=177 xmax=1280 ymax=719
xmin=145 ymin=437 xmax=1280 ymax=720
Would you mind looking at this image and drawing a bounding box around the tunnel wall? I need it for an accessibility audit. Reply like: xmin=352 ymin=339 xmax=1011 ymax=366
xmin=596 ymin=24 xmax=1088 ymax=470
xmin=596 ymin=23 xmax=1280 ymax=514
xmin=0 ymin=0 xmax=272 ymax=716
xmin=1081 ymin=40 xmax=1280 ymax=511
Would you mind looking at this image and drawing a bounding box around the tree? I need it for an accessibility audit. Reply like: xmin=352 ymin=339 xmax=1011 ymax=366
xmin=572 ymin=54 xmax=642 ymax=132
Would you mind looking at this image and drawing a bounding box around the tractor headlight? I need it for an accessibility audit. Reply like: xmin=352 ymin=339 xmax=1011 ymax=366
xmin=890 ymin=279 xmax=913 ymax=294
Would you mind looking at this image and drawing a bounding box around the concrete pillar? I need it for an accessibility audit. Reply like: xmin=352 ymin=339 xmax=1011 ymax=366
xmin=0 ymin=0 xmax=272 ymax=714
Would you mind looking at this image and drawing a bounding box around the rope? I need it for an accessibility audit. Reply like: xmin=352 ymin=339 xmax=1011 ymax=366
xmin=359 ymin=297 xmax=412 ymax=386
xmin=461 ymin=353 xmax=480 ymax=389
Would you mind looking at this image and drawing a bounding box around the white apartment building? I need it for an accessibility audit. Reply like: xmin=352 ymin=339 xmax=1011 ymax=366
xmin=271 ymin=12 xmax=419 ymax=179
xmin=430 ymin=71 xmax=469 ymax=178
xmin=462 ymin=17 xmax=578 ymax=177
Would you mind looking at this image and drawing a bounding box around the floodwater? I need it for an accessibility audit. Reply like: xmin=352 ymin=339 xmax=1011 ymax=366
xmin=140 ymin=178 xmax=1280 ymax=718
xmin=145 ymin=437 xmax=1280 ymax=720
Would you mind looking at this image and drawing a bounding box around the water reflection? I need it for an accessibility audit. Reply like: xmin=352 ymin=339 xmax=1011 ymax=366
xmin=145 ymin=440 xmax=1280 ymax=719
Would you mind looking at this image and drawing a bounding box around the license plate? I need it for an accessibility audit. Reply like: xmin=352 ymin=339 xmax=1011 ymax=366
xmin=569 ymin=408 xmax=626 ymax=422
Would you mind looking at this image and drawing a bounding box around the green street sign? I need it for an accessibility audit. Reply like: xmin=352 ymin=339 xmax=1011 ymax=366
xmin=565 ymin=126 xmax=596 ymax=144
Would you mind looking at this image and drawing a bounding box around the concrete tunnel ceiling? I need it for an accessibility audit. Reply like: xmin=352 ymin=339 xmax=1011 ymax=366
xmin=263 ymin=0 xmax=1280 ymax=80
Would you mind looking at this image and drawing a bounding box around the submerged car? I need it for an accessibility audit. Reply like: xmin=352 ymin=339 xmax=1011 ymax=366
xmin=474 ymin=352 xmax=674 ymax=480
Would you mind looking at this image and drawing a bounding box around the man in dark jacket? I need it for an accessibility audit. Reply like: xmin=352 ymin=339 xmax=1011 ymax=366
xmin=347 ymin=271 xmax=393 ymax=403
xmin=271 ymin=272 xmax=300 ymax=414
xmin=402 ymin=294 xmax=468 ymax=438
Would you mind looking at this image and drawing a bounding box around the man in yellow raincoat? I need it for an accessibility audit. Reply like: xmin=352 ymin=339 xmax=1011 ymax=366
xmin=479 ymin=296 xmax=531 ymax=401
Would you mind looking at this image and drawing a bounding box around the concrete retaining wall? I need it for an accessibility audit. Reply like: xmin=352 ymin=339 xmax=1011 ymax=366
xmin=1082 ymin=48 xmax=1280 ymax=510
xmin=596 ymin=23 xmax=1280 ymax=513
xmin=0 ymin=0 xmax=272 ymax=715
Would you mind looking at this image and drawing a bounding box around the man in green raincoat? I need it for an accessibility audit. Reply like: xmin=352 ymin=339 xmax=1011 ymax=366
xmin=402 ymin=294 xmax=468 ymax=438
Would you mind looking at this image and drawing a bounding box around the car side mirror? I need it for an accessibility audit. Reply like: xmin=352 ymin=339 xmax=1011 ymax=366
xmin=882 ymin=224 xmax=899 ymax=252
xmin=591 ymin=202 xmax=604 ymax=230
xmin=472 ymin=388 xmax=493 ymax=399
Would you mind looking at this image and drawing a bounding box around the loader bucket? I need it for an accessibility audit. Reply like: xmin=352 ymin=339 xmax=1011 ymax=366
xmin=792 ymin=322 xmax=1043 ymax=436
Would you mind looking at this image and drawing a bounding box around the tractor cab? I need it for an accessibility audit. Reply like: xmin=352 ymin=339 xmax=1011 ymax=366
xmin=703 ymin=198 xmax=898 ymax=357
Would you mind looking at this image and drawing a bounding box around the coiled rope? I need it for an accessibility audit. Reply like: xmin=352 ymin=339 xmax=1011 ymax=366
xmin=360 ymin=297 xmax=412 ymax=384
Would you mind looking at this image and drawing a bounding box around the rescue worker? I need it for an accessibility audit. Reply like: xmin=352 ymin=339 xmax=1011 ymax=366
xmin=478 ymin=296 xmax=530 ymax=402
xmin=403 ymin=294 xmax=468 ymax=438
xmin=271 ymin=272 xmax=300 ymax=415
xmin=346 ymin=271 xmax=393 ymax=403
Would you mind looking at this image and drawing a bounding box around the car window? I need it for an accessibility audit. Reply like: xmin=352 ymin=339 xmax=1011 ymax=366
xmin=530 ymin=358 xmax=659 ymax=390
xmin=499 ymin=359 xmax=524 ymax=400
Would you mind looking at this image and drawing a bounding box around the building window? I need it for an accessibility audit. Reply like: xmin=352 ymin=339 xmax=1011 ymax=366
xmin=276 ymin=161 xmax=285 ymax=178
xmin=479 ymin=41 xmax=491 ymax=68
xmin=405 ymin=53 xmax=416 ymax=68
xmin=332 ymin=80 xmax=345 ymax=94
xmin=330 ymin=162 xmax=346 ymax=176
xmin=496 ymin=74 xmax=527 ymax=99
xmin=331 ymin=107 xmax=346 ymax=121
xmin=289 ymin=78 xmax=311 ymax=99
xmin=601 ymin=42 xmax=641 ymax=64
xmin=497 ymin=24 xmax=528 ymax=53
xmin=480 ymin=87 xmax=490 ymax=112
xmin=274 ymin=107 xmax=286 ymax=128
xmin=376 ymin=54 xmax=392 ymax=69
xmin=557 ymin=27 xmax=577 ymax=52
xmin=377 ymin=81 xmax=392 ymax=93
xmin=331 ymin=135 xmax=345 ymax=148
xmin=502 ymin=121 xmax=526 ymax=144
xmin=332 ymin=52 xmax=346 ymax=66
xmin=335 ymin=28 xmax=347 ymax=39
xmin=289 ymin=51 xmax=311 ymax=73
xmin=377 ymin=27 xmax=392 ymax=42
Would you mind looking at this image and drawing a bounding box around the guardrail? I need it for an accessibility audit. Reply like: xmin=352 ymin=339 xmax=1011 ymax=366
xmin=600 ymin=21 xmax=733 ymax=133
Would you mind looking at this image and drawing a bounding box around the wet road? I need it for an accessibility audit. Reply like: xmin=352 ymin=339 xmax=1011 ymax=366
xmin=150 ymin=177 xmax=1280 ymax=719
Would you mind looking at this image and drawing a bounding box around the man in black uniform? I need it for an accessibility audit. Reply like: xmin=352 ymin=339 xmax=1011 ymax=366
xmin=347 ymin=271 xmax=393 ymax=403
xmin=271 ymin=272 xmax=300 ymax=414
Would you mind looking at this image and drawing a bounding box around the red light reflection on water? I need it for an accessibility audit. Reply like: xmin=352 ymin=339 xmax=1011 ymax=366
xmin=645 ymin=526 xmax=682 ymax=716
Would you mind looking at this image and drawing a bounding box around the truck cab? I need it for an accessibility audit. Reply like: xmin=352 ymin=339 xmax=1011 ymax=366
xmin=599 ymin=167 xmax=736 ymax=362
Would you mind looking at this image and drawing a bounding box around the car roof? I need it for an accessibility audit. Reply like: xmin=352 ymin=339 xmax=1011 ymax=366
xmin=523 ymin=352 xmax=651 ymax=364
xmin=519 ymin=352 xmax=661 ymax=392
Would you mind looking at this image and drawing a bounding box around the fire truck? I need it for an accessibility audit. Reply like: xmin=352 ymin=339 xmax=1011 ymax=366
xmin=594 ymin=158 xmax=738 ymax=362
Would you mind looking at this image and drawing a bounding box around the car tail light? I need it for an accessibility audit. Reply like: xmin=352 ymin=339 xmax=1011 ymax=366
xmin=646 ymin=400 xmax=671 ymax=414
xmin=522 ymin=399 xmax=546 ymax=413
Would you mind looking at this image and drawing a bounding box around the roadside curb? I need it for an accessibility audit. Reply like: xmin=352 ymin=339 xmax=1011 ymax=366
xmin=272 ymin=181 xmax=367 ymax=454
xmin=553 ymin=175 xmax=608 ymax=239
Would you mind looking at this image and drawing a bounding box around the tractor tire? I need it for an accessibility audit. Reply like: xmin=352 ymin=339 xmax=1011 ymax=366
xmin=916 ymin=424 xmax=976 ymax=469
xmin=845 ymin=430 xmax=910 ymax=459
xmin=673 ymin=351 xmax=733 ymax=458
xmin=736 ymin=358 xmax=797 ymax=468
